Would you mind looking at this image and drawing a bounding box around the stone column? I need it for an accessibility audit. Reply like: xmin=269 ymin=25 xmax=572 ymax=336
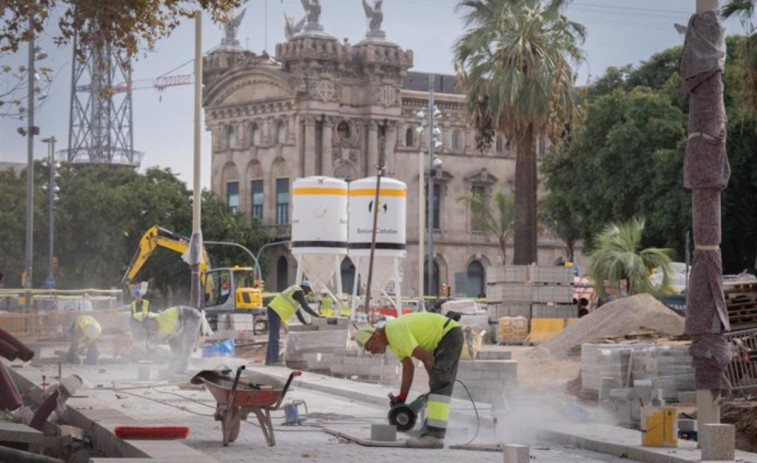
xmin=304 ymin=115 xmax=316 ymax=177
xmin=322 ymin=118 xmax=334 ymax=176
xmin=367 ymin=121 xmax=379 ymax=176
xmin=384 ymin=121 xmax=397 ymax=173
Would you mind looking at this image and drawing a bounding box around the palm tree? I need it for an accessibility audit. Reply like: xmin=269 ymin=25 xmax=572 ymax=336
xmin=722 ymin=0 xmax=757 ymax=119
xmin=459 ymin=189 xmax=515 ymax=264
xmin=589 ymin=218 xmax=675 ymax=299
xmin=455 ymin=0 xmax=585 ymax=265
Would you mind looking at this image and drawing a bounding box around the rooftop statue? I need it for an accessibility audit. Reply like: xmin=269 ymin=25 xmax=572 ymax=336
xmin=362 ymin=0 xmax=385 ymax=39
xmin=301 ymin=0 xmax=323 ymax=31
xmin=284 ymin=13 xmax=307 ymax=40
xmin=221 ymin=8 xmax=246 ymax=49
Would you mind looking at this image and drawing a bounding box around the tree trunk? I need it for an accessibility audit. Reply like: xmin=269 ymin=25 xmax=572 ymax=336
xmin=513 ymin=124 xmax=538 ymax=265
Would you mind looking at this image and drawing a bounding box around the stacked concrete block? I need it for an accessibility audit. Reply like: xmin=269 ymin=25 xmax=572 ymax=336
xmin=700 ymin=424 xmax=735 ymax=461
xmin=476 ymin=349 xmax=512 ymax=360
xmin=531 ymin=304 xmax=577 ymax=319
xmin=487 ymin=266 xmax=530 ymax=284
xmin=530 ymin=285 xmax=573 ymax=304
xmin=486 ymin=303 xmax=530 ymax=321
xmin=454 ymin=360 xmax=517 ymax=409
xmin=581 ymin=344 xmax=696 ymax=402
xmin=311 ymin=317 xmax=351 ymax=330
xmin=530 ymin=266 xmax=573 ymax=285
xmin=329 ymin=350 xmax=400 ymax=383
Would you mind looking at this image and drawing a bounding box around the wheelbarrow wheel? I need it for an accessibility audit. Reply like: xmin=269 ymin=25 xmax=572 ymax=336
xmin=221 ymin=406 xmax=239 ymax=446
xmin=228 ymin=408 xmax=242 ymax=443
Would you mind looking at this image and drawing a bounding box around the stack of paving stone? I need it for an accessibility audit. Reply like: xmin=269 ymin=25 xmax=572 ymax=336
xmin=453 ymin=353 xmax=517 ymax=409
xmin=329 ymin=348 xmax=401 ymax=383
xmin=283 ymin=318 xmax=349 ymax=371
xmin=581 ymin=343 xmax=695 ymax=402
xmin=486 ymin=265 xmax=576 ymax=344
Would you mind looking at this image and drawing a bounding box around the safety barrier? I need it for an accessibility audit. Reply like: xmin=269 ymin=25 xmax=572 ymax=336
xmin=724 ymin=328 xmax=757 ymax=398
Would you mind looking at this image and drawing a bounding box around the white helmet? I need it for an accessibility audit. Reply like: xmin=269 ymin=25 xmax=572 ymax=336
xmin=301 ymin=280 xmax=314 ymax=291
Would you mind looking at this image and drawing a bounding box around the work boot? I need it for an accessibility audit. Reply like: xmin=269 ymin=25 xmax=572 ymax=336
xmin=405 ymin=434 xmax=444 ymax=449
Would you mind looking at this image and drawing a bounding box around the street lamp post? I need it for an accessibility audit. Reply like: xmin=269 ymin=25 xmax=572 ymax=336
xmin=41 ymin=136 xmax=57 ymax=288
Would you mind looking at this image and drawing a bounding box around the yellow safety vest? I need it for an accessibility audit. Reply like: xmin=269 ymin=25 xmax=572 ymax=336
xmin=320 ymin=297 xmax=334 ymax=316
xmin=340 ymin=300 xmax=351 ymax=317
xmin=131 ymin=299 xmax=149 ymax=315
xmin=75 ymin=315 xmax=102 ymax=344
xmin=269 ymin=285 xmax=302 ymax=325
xmin=154 ymin=307 xmax=180 ymax=340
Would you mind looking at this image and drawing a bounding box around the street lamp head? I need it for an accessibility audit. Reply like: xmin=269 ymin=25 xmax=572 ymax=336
xmin=415 ymin=109 xmax=426 ymax=119
xmin=433 ymin=156 xmax=443 ymax=169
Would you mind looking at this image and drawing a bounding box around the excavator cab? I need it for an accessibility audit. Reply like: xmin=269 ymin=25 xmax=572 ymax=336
xmin=204 ymin=267 xmax=263 ymax=312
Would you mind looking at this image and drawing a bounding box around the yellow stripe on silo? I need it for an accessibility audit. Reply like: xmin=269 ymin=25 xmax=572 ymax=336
xmin=349 ymin=189 xmax=407 ymax=197
xmin=293 ymin=188 xmax=348 ymax=196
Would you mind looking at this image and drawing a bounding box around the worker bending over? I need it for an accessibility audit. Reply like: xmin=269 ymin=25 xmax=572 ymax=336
xmin=356 ymin=312 xmax=463 ymax=449
xmin=319 ymin=290 xmax=335 ymax=316
xmin=266 ymin=280 xmax=320 ymax=365
xmin=134 ymin=306 xmax=201 ymax=372
xmin=67 ymin=315 xmax=102 ymax=365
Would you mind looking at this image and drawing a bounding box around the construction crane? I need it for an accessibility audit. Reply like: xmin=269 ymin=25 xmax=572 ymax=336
xmin=112 ymin=74 xmax=193 ymax=94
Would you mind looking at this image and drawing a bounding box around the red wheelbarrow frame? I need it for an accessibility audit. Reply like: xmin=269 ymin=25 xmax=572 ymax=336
xmin=191 ymin=366 xmax=301 ymax=446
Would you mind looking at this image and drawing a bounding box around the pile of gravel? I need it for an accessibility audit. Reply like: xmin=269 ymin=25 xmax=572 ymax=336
xmin=535 ymin=293 xmax=685 ymax=359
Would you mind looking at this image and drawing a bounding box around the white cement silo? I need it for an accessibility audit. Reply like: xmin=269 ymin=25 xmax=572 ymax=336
xmin=348 ymin=177 xmax=407 ymax=312
xmin=291 ymin=177 xmax=349 ymax=296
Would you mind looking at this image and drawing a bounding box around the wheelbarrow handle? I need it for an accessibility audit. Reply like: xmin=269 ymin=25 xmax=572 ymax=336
xmin=228 ymin=365 xmax=246 ymax=407
xmin=273 ymin=370 xmax=302 ymax=410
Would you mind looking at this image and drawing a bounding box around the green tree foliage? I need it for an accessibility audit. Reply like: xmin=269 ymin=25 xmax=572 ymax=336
xmin=589 ymin=218 xmax=674 ymax=298
xmin=458 ymin=190 xmax=515 ymax=264
xmin=538 ymin=194 xmax=583 ymax=262
xmin=542 ymin=39 xmax=757 ymax=273
xmin=454 ymin=0 xmax=585 ymax=265
xmin=0 ymin=164 xmax=270 ymax=302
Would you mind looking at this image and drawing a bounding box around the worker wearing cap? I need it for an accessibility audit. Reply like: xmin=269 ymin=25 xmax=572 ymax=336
xmin=265 ymin=280 xmax=320 ymax=365
xmin=319 ymin=290 xmax=335 ymax=317
xmin=133 ymin=306 xmax=202 ymax=373
xmin=130 ymin=290 xmax=149 ymax=316
xmin=67 ymin=315 xmax=102 ymax=365
xmin=355 ymin=312 xmax=463 ymax=449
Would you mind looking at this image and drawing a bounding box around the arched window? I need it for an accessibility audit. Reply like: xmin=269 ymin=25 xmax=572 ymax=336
xmin=423 ymin=258 xmax=440 ymax=296
xmin=495 ymin=136 xmax=504 ymax=154
xmin=405 ymin=127 xmax=414 ymax=147
xmin=276 ymin=256 xmax=289 ymax=292
xmin=341 ymin=257 xmax=356 ymax=294
xmin=452 ymin=130 xmax=461 ymax=151
xmin=250 ymin=123 xmax=261 ymax=147
xmin=225 ymin=125 xmax=236 ymax=149
xmin=466 ymin=261 xmax=485 ymax=298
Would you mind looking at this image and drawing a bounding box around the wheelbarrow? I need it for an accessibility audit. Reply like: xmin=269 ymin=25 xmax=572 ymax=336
xmin=190 ymin=366 xmax=301 ymax=446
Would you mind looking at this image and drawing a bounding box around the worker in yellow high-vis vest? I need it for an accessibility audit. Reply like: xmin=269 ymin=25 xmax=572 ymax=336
xmin=67 ymin=315 xmax=102 ymax=365
xmin=319 ymin=290 xmax=335 ymax=317
xmin=355 ymin=312 xmax=463 ymax=449
xmin=133 ymin=306 xmax=202 ymax=373
xmin=266 ymin=280 xmax=320 ymax=365
xmin=130 ymin=289 xmax=149 ymax=316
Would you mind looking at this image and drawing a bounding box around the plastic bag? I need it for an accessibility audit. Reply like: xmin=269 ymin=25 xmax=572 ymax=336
xmin=201 ymin=338 xmax=236 ymax=358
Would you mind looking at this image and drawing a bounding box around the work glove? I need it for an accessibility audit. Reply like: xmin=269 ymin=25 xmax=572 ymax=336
xmin=388 ymin=392 xmax=406 ymax=407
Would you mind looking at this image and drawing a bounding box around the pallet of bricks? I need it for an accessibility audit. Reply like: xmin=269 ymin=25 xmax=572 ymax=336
xmin=486 ymin=265 xmax=576 ymax=345
xmin=724 ymin=279 xmax=757 ymax=330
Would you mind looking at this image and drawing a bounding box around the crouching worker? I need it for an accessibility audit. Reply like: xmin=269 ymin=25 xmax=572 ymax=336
xmin=355 ymin=312 xmax=463 ymax=449
xmin=134 ymin=306 xmax=202 ymax=373
xmin=67 ymin=315 xmax=102 ymax=365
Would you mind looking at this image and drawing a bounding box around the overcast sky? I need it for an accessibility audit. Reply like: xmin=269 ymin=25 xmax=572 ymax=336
xmin=0 ymin=0 xmax=745 ymax=189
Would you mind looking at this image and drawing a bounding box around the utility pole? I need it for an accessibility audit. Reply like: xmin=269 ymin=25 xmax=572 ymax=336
xmin=426 ymin=74 xmax=436 ymax=296
xmin=42 ymin=136 xmax=57 ymax=288
xmin=189 ymin=11 xmax=204 ymax=310
xmin=24 ymin=17 xmax=36 ymax=309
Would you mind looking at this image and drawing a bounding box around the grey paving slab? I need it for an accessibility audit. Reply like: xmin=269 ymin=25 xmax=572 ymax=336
xmin=0 ymin=421 xmax=44 ymax=444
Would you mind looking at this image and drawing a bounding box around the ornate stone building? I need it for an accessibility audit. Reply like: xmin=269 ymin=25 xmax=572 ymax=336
xmin=202 ymin=17 xmax=571 ymax=296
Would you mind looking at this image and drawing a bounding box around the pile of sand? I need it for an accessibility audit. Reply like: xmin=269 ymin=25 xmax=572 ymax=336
xmin=535 ymin=293 xmax=685 ymax=359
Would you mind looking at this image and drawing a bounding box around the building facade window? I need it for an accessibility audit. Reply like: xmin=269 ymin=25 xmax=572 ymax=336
xmin=251 ymin=180 xmax=264 ymax=220
xmin=405 ymin=127 xmax=414 ymax=147
xmin=226 ymin=181 xmax=239 ymax=213
xmin=276 ymin=178 xmax=290 ymax=225
xmin=250 ymin=123 xmax=261 ymax=146
xmin=466 ymin=261 xmax=485 ymax=298
xmin=275 ymin=121 xmax=286 ymax=144
xmin=470 ymin=185 xmax=486 ymax=231
xmin=225 ymin=125 xmax=236 ymax=149
xmin=452 ymin=130 xmax=460 ymax=151
xmin=425 ymin=181 xmax=441 ymax=230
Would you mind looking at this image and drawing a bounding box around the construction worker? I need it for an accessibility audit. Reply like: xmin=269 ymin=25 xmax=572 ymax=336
xmin=265 ymin=280 xmax=320 ymax=365
xmin=134 ymin=306 xmax=201 ymax=373
xmin=319 ymin=290 xmax=335 ymax=317
xmin=67 ymin=315 xmax=102 ymax=365
xmin=130 ymin=290 xmax=149 ymax=316
xmin=339 ymin=296 xmax=352 ymax=318
xmin=355 ymin=312 xmax=463 ymax=449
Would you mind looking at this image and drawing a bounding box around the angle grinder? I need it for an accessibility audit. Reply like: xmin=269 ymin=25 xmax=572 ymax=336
xmin=387 ymin=393 xmax=428 ymax=431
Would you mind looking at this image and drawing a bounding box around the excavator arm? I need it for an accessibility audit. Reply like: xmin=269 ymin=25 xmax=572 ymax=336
xmin=121 ymin=225 xmax=210 ymax=285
